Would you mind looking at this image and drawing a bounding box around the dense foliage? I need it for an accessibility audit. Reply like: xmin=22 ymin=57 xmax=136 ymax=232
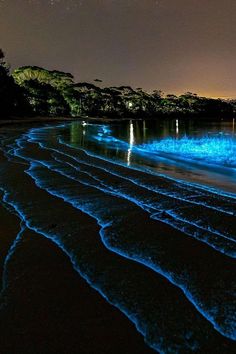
xmin=1 ymin=50 xmax=235 ymax=119
xmin=0 ymin=50 xmax=30 ymax=117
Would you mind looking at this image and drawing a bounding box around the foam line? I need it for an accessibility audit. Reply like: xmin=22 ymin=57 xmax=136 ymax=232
xmin=1 ymin=186 xmax=230 ymax=353
xmin=24 ymin=160 xmax=236 ymax=340
xmin=15 ymin=138 xmax=236 ymax=257
xmin=2 ymin=124 xmax=236 ymax=344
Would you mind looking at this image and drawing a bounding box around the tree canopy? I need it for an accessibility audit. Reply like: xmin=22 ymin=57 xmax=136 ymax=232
xmin=0 ymin=52 xmax=235 ymax=119
xmin=0 ymin=50 xmax=29 ymax=117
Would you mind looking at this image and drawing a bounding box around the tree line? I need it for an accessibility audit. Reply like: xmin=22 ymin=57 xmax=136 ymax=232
xmin=1 ymin=49 xmax=235 ymax=119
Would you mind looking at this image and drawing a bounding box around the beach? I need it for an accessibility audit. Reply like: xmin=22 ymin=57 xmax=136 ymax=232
xmin=0 ymin=121 xmax=235 ymax=353
xmin=0 ymin=152 xmax=155 ymax=354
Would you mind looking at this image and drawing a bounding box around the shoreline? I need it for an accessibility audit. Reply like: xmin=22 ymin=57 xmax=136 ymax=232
xmin=0 ymin=123 xmax=235 ymax=353
xmin=1 ymin=114 xmax=234 ymax=127
xmin=0 ymin=150 xmax=155 ymax=354
xmin=0 ymin=116 xmax=76 ymax=127
xmin=0 ymin=115 xmax=142 ymax=127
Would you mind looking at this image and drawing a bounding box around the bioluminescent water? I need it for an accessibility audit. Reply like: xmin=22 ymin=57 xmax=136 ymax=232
xmin=139 ymin=136 xmax=236 ymax=167
xmin=59 ymin=119 xmax=236 ymax=194
xmin=0 ymin=119 xmax=235 ymax=353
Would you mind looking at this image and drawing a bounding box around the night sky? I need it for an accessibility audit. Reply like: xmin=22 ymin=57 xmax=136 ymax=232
xmin=1 ymin=0 xmax=236 ymax=98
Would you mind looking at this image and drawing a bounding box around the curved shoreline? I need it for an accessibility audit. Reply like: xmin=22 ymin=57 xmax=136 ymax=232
xmin=0 ymin=116 xmax=75 ymax=126
xmin=0 ymin=115 xmax=144 ymax=126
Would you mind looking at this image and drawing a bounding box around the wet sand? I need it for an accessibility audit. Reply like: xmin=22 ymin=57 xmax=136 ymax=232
xmin=0 ymin=115 xmax=141 ymax=128
xmin=0 ymin=123 xmax=235 ymax=353
xmin=0 ymin=116 xmax=75 ymax=127
xmin=0 ymin=201 xmax=155 ymax=354
xmin=0 ymin=137 xmax=156 ymax=353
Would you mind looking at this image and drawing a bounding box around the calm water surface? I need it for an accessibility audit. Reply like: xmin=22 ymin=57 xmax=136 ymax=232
xmin=62 ymin=118 xmax=236 ymax=194
xmin=0 ymin=118 xmax=235 ymax=353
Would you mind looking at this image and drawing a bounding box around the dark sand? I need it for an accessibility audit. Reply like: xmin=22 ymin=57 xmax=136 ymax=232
xmin=0 ymin=140 xmax=155 ymax=354
xmin=0 ymin=117 xmax=76 ymax=128
xmin=0 ymin=116 xmax=140 ymax=128
xmin=0 ymin=123 xmax=235 ymax=353
xmin=0 ymin=202 xmax=155 ymax=354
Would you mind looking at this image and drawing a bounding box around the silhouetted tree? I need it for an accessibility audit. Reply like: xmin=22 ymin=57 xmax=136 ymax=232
xmin=0 ymin=58 xmax=234 ymax=119
xmin=13 ymin=66 xmax=74 ymax=89
xmin=0 ymin=49 xmax=29 ymax=117
xmin=22 ymin=79 xmax=70 ymax=116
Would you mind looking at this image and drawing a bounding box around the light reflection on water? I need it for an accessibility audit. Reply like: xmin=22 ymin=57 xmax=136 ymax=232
xmin=62 ymin=118 xmax=236 ymax=194
xmin=1 ymin=119 xmax=236 ymax=351
xmin=127 ymin=120 xmax=134 ymax=166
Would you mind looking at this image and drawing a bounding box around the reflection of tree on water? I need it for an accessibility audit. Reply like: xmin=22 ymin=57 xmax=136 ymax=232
xmin=143 ymin=121 xmax=146 ymax=140
xmin=125 ymin=119 xmax=192 ymax=144
xmin=60 ymin=119 xmax=236 ymax=193
xmin=69 ymin=118 xmax=236 ymax=168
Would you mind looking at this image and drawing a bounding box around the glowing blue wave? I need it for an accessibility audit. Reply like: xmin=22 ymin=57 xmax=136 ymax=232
xmin=1 ymin=222 xmax=26 ymax=291
xmin=51 ymin=148 xmax=236 ymax=255
xmin=0 ymin=180 xmax=223 ymax=353
xmin=68 ymin=123 xmax=236 ymax=175
xmin=28 ymin=132 xmax=236 ymax=255
xmin=1 ymin=123 xmax=236 ymax=351
xmin=10 ymin=131 xmax=236 ymax=341
xmin=139 ymin=136 xmax=236 ymax=169
xmin=25 ymin=159 xmax=236 ymax=340
xmin=16 ymin=133 xmax=236 ymax=258
xmin=58 ymin=128 xmax=236 ymax=200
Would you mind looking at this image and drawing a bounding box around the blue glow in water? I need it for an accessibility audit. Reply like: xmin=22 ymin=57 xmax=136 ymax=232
xmin=139 ymin=136 xmax=236 ymax=168
xmin=22 ymin=163 xmax=236 ymax=340
xmin=70 ymin=122 xmax=236 ymax=171
xmin=1 ymin=124 xmax=236 ymax=347
xmin=18 ymin=133 xmax=236 ymax=257
xmin=15 ymin=130 xmax=236 ymax=260
xmin=56 ymin=134 xmax=236 ymax=216
xmin=0 ymin=186 xmax=201 ymax=354
xmin=10 ymin=134 xmax=236 ymax=341
xmin=60 ymin=122 xmax=236 ymax=194
xmin=1 ymin=221 xmax=26 ymax=291
xmin=58 ymin=128 xmax=236 ymax=197
xmin=52 ymin=150 xmax=236 ymax=254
